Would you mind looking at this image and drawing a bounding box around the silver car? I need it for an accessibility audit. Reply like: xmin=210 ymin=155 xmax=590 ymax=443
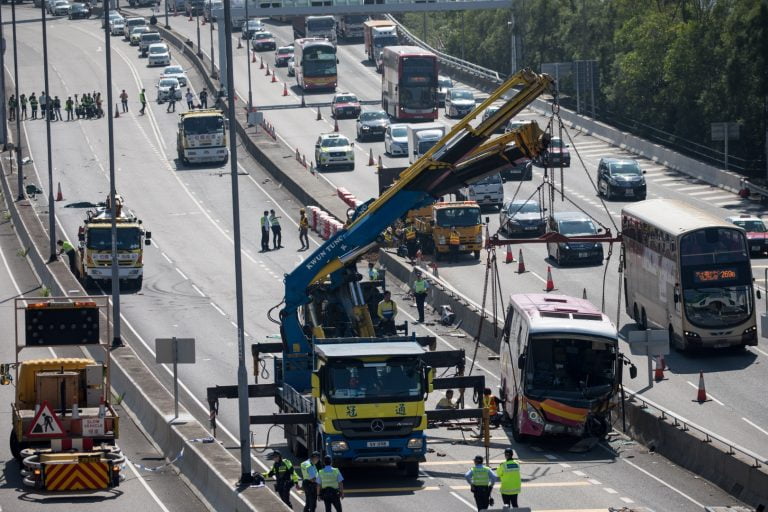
xmin=499 ymin=199 xmax=545 ymax=236
xmin=156 ymin=78 xmax=182 ymax=103
xmin=384 ymin=123 xmax=408 ymax=157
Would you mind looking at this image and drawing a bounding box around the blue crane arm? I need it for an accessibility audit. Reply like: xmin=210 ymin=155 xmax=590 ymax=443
xmin=280 ymin=70 xmax=555 ymax=391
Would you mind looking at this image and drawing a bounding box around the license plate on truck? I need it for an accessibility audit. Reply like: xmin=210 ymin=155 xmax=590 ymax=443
xmin=367 ymin=441 xmax=389 ymax=448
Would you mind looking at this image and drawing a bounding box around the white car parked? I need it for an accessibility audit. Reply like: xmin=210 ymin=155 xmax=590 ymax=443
xmin=161 ymin=65 xmax=188 ymax=87
xmin=156 ymin=77 xmax=182 ymax=103
xmin=147 ymin=43 xmax=171 ymax=67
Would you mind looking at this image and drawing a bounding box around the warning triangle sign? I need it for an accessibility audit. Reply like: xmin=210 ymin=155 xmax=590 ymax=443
xmin=26 ymin=400 xmax=65 ymax=438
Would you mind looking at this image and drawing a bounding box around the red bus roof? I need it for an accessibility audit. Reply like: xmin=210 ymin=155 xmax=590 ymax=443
xmin=383 ymin=45 xmax=437 ymax=58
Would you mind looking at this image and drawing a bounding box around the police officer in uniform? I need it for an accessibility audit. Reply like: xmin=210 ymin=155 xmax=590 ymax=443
xmin=464 ymin=454 xmax=497 ymax=511
xmin=368 ymin=261 xmax=379 ymax=280
xmin=404 ymin=220 xmax=418 ymax=261
xmin=269 ymin=209 xmax=282 ymax=249
xmin=297 ymin=451 xmax=321 ymax=512
xmin=496 ymin=448 xmax=522 ymax=509
xmin=29 ymin=93 xmax=38 ymax=119
xmin=263 ymin=451 xmax=298 ymax=507
xmin=412 ymin=269 xmax=428 ymax=323
xmin=316 ymin=455 xmax=344 ymax=512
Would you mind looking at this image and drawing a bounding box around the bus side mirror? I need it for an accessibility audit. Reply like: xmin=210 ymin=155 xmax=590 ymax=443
xmin=311 ymin=373 xmax=320 ymax=398
xmin=485 ymin=216 xmax=490 ymax=225
xmin=426 ymin=366 xmax=434 ymax=394
xmin=336 ymin=58 xmax=339 ymax=64
xmin=629 ymin=365 xmax=638 ymax=379
xmin=517 ymin=354 xmax=526 ymax=370
xmin=757 ymin=289 xmax=762 ymax=300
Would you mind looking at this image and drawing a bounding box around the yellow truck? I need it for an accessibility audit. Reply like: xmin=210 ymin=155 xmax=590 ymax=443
xmin=78 ymin=195 xmax=150 ymax=290
xmin=176 ymin=108 xmax=228 ymax=165
xmin=408 ymin=201 xmax=483 ymax=260
xmin=2 ymin=299 xmax=124 ymax=493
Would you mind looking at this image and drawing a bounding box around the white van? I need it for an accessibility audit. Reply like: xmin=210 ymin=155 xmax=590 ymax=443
xmin=458 ymin=173 xmax=504 ymax=211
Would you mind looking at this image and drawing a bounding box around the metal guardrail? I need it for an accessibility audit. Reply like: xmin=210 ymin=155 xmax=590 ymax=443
xmin=385 ymin=14 xmax=504 ymax=84
xmin=624 ymin=388 xmax=768 ymax=468
xmin=744 ymin=179 xmax=768 ymax=202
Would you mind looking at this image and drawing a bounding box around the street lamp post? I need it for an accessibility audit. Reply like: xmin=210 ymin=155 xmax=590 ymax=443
xmin=40 ymin=0 xmax=56 ymax=261
xmin=11 ymin=0 xmax=24 ymax=200
xmin=209 ymin=0 xmax=216 ymax=78
xmin=245 ymin=0 xmax=252 ymax=111
xmin=165 ymin=0 xmax=170 ymax=29
xmin=196 ymin=4 xmax=201 ymax=58
xmin=507 ymin=18 xmax=517 ymax=75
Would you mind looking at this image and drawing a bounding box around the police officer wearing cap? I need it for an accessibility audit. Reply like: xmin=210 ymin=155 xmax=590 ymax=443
xmin=496 ymin=448 xmax=522 ymax=509
xmin=263 ymin=451 xmax=298 ymax=507
xmin=464 ymin=454 xmax=497 ymax=511
xmin=316 ymin=455 xmax=344 ymax=512
xmin=297 ymin=451 xmax=321 ymax=512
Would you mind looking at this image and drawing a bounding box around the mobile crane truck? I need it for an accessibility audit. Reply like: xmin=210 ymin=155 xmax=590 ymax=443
xmin=2 ymin=298 xmax=124 ymax=493
xmin=207 ymin=69 xmax=555 ymax=475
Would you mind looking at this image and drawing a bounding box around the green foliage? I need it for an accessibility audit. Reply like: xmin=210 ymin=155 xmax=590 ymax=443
xmin=400 ymin=0 xmax=768 ymax=172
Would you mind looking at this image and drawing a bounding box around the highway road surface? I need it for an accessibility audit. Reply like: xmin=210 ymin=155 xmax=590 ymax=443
xmin=0 ymin=4 xmax=758 ymax=511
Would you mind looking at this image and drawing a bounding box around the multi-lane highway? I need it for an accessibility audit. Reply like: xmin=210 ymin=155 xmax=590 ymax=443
xmin=1 ymin=4 xmax=760 ymax=510
xmin=161 ymin=9 xmax=768 ymax=459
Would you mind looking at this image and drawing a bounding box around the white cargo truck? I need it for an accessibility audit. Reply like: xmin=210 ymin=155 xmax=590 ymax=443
xmin=407 ymin=122 xmax=447 ymax=164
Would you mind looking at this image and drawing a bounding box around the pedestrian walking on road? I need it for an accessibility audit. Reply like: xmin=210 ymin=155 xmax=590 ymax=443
xmin=185 ymin=88 xmax=195 ymax=110
xmin=263 ymin=451 xmax=298 ymax=508
xmin=65 ymin=96 xmax=74 ymax=121
xmin=139 ymin=88 xmax=147 ymax=115
xmin=260 ymin=210 xmax=271 ymax=252
xmin=199 ymin=88 xmax=208 ymax=108
xmin=496 ymin=448 xmax=522 ymax=509
xmin=7 ymin=95 xmax=16 ymax=121
xmin=412 ymin=269 xmax=428 ymax=323
xmin=57 ymin=239 xmax=78 ymax=276
xmin=20 ymin=94 xmax=27 ymax=119
xmin=53 ymin=96 xmax=62 ymax=121
xmin=298 ymin=208 xmax=309 ymax=250
xmin=269 ymin=209 xmax=282 ymax=249
xmin=465 ymin=455 xmax=497 ymax=511
xmin=297 ymin=451 xmax=321 ymax=512
xmin=29 ymin=93 xmax=38 ymax=119
xmin=167 ymin=86 xmax=176 ymax=113
xmin=120 ymin=89 xmax=129 ymax=112
xmin=317 ymin=455 xmax=344 ymax=512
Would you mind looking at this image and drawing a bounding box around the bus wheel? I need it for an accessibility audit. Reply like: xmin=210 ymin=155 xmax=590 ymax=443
xmin=671 ymin=325 xmax=687 ymax=352
xmin=640 ymin=308 xmax=648 ymax=331
xmin=633 ymin=304 xmax=640 ymax=326
xmin=511 ymin=400 xmax=526 ymax=443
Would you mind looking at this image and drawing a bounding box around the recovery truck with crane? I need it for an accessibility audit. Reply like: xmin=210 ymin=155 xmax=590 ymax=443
xmin=363 ymin=19 xmax=398 ymax=71
xmin=408 ymin=201 xmax=484 ymax=260
xmin=2 ymin=297 xmax=124 ymax=493
xmin=207 ymin=69 xmax=556 ymax=475
xmin=78 ymin=195 xmax=151 ymax=290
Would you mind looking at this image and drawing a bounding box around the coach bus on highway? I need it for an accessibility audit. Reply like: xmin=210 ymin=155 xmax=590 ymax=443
xmin=622 ymin=199 xmax=758 ymax=351
xmin=381 ymin=46 xmax=438 ymax=121
xmin=499 ymin=294 xmax=626 ymax=442
xmin=294 ymin=38 xmax=338 ymax=91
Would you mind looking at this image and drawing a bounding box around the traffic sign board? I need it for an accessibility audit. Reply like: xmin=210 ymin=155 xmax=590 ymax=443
xmin=26 ymin=401 xmax=65 ymax=438
xmin=628 ymin=329 xmax=670 ymax=356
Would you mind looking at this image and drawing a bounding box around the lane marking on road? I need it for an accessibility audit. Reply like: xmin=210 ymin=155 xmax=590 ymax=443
xmin=450 ymin=491 xmax=477 ymax=510
xmin=588 ymin=479 xmax=601 ymax=485
xmin=162 ymin=252 xmax=173 ymax=263
xmin=543 ymin=453 xmax=559 ymax=460
xmin=620 ymin=497 xmax=635 ymax=504
xmin=191 ymin=284 xmax=205 ymax=297
xmin=603 ymin=487 xmax=618 ymax=494
xmin=175 ymin=267 xmax=188 ymax=280
xmin=598 ymin=444 xmax=703 ymax=508
xmin=572 ymin=470 xmax=586 ymax=477
xmin=742 ymin=417 xmax=768 ymax=437
xmin=210 ymin=302 xmax=226 ymax=316
xmin=558 ymin=462 xmax=571 ymax=468
xmin=674 ymin=185 xmax=708 ymax=192
xmin=685 ymin=380 xmax=724 ymax=406
xmin=687 ymin=189 xmax=725 ymax=196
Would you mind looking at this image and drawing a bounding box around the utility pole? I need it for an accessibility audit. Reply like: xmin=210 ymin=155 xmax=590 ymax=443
xmin=221 ymin=0 xmax=253 ymax=485
xmin=196 ymin=3 xmax=201 ymax=58
xmin=103 ymin=0 xmax=122 ymax=347
xmin=507 ymin=16 xmax=517 ymax=75
xmin=12 ymin=0 xmax=24 ymax=200
xmin=164 ymin=0 xmax=170 ymax=29
xmin=209 ymin=0 xmax=216 ymax=79
xmin=41 ymin=0 xmax=56 ymax=261
xmin=245 ymin=0 xmax=253 ymax=111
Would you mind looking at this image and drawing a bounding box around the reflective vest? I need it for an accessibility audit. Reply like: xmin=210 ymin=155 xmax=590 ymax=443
xmin=405 ymin=226 xmax=416 ymax=240
xmin=300 ymin=216 xmax=309 ymax=230
xmin=413 ymin=279 xmax=427 ymax=294
xmin=496 ymin=459 xmax=521 ymax=495
xmin=20 ymin=96 xmax=27 ymax=106
xmin=269 ymin=215 xmax=280 ymax=227
xmin=369 ymin=268 xmax=379 ymax=280
xmin=318 ymin=467 xmax=340 ymax=489
xmin=30 ymin=97 xmax=38 ymax=107
xmin=470 ymin=465 xmax=493 ymax=487
xmin=484 ymin=395 xmax=498 ymax=416
xmin=378 ymin=300 xmax=396 ymax=320
xmin=449 ymin=231 xmax=460 ymax=245
xmin=300 ymin=460 xmax=316 ymax=481
xmin=139 ymin=91 xmax=146 ymax=103
xmin=267 ymin=459 xmax=298 ymax=483
xmin=383 ymin=230 xmax=393 ymax=243
xmin=60 ymin=240 xmax=75 ymax=252
xmin=260 ymin=216 xmax=270 ymax=228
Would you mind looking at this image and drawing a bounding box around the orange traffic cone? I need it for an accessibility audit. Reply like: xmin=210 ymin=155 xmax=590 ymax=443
xmin=55 ymin=182 xmax=63 ymax=201
xmin=431 ymin=261 xmax=439 ymax=279
xmin=316 ymin=107 xmax=322 ymax=121
xmin=660 ymin=355 xmax=666 ymax=371
xmin=272 ymin=72 xmax=277 ymax=83
xmin=282 ymin=83 xmax=288 ymax=96
xmin=237 ymin=38 xmax=242 ymax=49
xmin=505 ymin=245 xmax=514 ymax=263
xmin=654 ymin=357 xmax=664 ymax=381
xmin=334 ymin=118 xmax=339 ymax=132
xmin=377 ymin=155 xmax=382 ymax=170
xmin=545 ymin=266 xmax=555 ymax=292
xmin=265 ymin=64 xmax=271 ymax=76
xmin=295 ymin=147 xmax=301 ymax=162
xmin=582 ymin=288 xmax=587 ymax=299
xmin=252 ymin=52 xmax=257 ymax=63
xmin=696 ymin=371 xmax=708 ymax=402
xmin=368 ymin=148 xmax=374 ymax=166
xmin=517 ymin=249 xmax=526 ymax=273
xmin=114 ymin=104 xmax=119 ymax=118
xmin=259 ymin=56 xmax=264 ymax=69
xmin=188 ymin=12 xmax=193 ymax=21
xmin=201 ymin=16 xmax=206 ymax=25
xmin=301 ymin=154 xmax=307 ymax=168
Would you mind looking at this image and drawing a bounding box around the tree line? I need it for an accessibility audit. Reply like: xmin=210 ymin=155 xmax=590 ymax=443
xmin=399 ymin=0 xmax=768 ymax=177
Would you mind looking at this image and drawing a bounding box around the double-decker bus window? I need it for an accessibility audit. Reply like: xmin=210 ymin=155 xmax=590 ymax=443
xmin=401 ymin=57 xmax=435 ymax=109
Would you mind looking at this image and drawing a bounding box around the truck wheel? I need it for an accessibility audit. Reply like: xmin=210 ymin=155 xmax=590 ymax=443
xmin=9 ymin=430 xmax=23 ymax=461
xmin=403 ymin=461 xmax=419 ymax=478
xmin=135 ymin=276 xmax=143 ymax=291
xmin=473 ymin=250 xmax=481 ymax=260
xmin=511 ymin=400 xmax=527 ymax=443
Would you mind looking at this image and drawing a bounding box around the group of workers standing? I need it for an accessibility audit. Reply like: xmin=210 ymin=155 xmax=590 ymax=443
xmin=7 ymin=91 xmax=105 ymax=122
xmin=260 ymin=209 xmax=283 ymax=251
xmin=263 ymin=451 xmax=344 ymax=512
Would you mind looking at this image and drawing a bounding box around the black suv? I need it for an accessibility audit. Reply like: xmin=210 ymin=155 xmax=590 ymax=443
xmin=597 ymin=158 xmax=647 ymax=200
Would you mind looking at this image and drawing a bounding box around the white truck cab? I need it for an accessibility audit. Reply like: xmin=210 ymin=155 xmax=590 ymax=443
xmin=407 ymin=122 xmax=446 ymax=164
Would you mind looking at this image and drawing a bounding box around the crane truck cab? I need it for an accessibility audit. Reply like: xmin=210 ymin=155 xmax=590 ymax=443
xmin=408 ymin=201 xmax=483 ymax=260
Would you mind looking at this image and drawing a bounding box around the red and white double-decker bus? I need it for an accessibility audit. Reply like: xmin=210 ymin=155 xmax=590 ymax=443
xmin=294 ymin=38 xmax=338 ymax=91
xmin=381 ymin=46 xmax=438 ymax=121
